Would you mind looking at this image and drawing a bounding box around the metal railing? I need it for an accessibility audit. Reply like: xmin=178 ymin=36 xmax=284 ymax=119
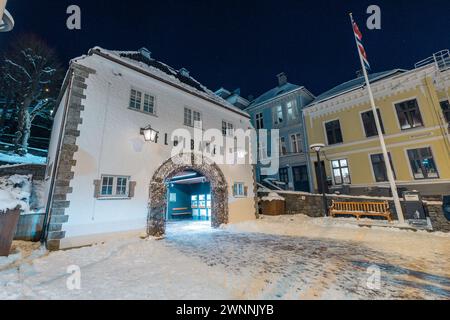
xmin=415 ymin=49 xmax=450 ymax=71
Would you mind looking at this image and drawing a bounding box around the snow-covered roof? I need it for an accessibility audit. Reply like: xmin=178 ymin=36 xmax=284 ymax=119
xmin=88 ymin=47 xmax=250 ymax=118
xmin=248 ymin=82 xmax=302 ymax=108
xmin=308 ymin=69 xmax=407 ymax=106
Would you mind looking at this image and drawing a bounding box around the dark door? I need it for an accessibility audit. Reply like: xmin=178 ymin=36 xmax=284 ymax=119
xmin=314 ymin=161 xmax=329 ymax=194
xmin=293 ymin=166 xmax=310 ymax=192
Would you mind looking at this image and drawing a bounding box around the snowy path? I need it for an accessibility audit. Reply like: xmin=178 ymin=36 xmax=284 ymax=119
xmin=0 ymin=216 xmax=449 ymax=300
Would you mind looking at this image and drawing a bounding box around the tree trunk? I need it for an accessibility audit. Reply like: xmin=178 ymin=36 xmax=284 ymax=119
xmin=14 ymin=98 xmax=31 ymax=156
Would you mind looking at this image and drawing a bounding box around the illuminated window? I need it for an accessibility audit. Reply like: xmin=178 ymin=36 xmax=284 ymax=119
xmin=331 ymin=159 xmax=351 ymax=185
xmin=407 ymin=147 xmax=439 ymax=179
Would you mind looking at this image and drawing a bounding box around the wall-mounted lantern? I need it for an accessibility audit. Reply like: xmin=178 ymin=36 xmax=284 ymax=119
xmin=140 ymin=125 xmax=159 ymax=143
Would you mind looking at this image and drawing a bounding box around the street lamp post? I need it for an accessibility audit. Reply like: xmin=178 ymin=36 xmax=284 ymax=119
xmin=310 ymin=144 xmax=328 ymax=217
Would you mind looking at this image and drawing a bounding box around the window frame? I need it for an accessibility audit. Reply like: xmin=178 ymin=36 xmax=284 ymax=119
xmin=222 ymin=120 xmax=234 ymax=137
xmin=99 ymin=175 xmax=131 ymax=199
xmin=278 ymin=168 xmax=289 ymax=184
xmin=439 ymin=99 xmax=450 ymax=124
xmin=273 ymin=105 xmax=284 ymax=126
xmin=255 ymin=112 xmax=264 ymax=129
xmin=290 ymin=133 xmax=302 ymax=154
xmin=324 ymin=119 xmax=343 ymax=145
xmin=393 ymin=98 xmax=424 ymax=131
xmin=128 ymin=87 xmax=157 ymax=116
xmin=330 ymin=159 xmax=351 ymax=185
xmin=369 ymin=152 xmax=396 ymax=183
xmin=233 ymin=182 xmax=246 ymax=198
xmin=406 ymin=147 xmax=440 ymax=180
xmin=360 ymin=108 xmax=385 ymax=138
xmin=286 ymin=100 xmax=298 ymax=123
xmin=279 ymin=137 xmax=288 ymax=156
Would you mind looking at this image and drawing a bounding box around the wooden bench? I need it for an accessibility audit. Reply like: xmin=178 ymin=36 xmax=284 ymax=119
xmin=329 ymin=200 xmax=392 ymax=222
xmin=171 ymin=207 xmax=192 ymax=217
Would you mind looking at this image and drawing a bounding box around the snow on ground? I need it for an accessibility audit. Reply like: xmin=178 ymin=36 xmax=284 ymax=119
xmin=0 ymin=152 xmax=46 ymax=165
xmin=0 ymin=216 xmax=449 ymax=300
xmin=0 ymin=174 xmax=32 ymax=212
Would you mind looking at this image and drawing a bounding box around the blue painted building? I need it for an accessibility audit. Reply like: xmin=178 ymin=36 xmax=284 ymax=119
xmin=245 ymin=73 xmax=315 ymax=191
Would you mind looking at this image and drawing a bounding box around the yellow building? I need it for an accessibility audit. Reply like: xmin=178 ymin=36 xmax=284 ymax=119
xmin=303 ymin=51 xmax=450 ymax=197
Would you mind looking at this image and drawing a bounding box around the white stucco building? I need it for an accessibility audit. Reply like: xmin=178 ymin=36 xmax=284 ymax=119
xmin=43 ymin=47 xmax=257 ymax=250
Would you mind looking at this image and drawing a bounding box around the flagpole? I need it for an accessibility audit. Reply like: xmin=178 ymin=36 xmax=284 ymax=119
xmin=349 ymin=13 xmax=405 ymax=224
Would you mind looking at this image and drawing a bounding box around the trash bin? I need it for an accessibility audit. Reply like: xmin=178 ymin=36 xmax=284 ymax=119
xmin=0 ymin=206 xmax=21 ymax=257
xmin=260 ymin=192 xmax=285 ymax=216
xmin=403 ymin=191 xmax=428 ymax=228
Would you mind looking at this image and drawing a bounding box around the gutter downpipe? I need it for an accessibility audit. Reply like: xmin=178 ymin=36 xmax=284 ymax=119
xmin=40 ymin=69 xmax=75 ymax=244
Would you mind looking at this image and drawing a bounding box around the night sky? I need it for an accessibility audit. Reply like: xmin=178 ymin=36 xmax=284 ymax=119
xmin=2 ymin=0 xmax=450 ymax=99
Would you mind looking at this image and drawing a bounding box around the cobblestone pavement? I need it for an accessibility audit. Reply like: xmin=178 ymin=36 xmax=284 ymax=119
xmin=164 ymin=221 xmax=450 ymax=300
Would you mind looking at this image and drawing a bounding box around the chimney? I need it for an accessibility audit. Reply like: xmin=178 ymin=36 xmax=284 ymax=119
xmin=139 ymin=47 xmax=152 ymax=59
xmin=179 ymin=67 xmax=190 ymax=77
xmin=277 ymin=72 xmax=287 ymax=87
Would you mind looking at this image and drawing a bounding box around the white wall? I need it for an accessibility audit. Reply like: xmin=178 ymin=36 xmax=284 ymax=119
xmin=59 ymin=53 xmax=255 ymax=247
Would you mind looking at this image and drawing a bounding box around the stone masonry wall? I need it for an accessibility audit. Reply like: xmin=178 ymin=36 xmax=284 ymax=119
xmin=0 ymin=164 xmax=46 ymax=180
xmin=259 ymin=191 xmax=450 ymax=232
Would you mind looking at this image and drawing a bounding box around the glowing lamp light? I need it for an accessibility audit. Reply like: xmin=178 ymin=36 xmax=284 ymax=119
xmin=140 ymin=125 xmax=159 ymax=143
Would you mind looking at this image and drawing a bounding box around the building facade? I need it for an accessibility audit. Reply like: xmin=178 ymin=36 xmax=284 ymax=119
xmin=43 ymin=47 xmax=257 ymax=250
xmin=303 ymin=52 xmax=450 ymax=197
xmin=245 ymin=73 xmax=315 ymax=191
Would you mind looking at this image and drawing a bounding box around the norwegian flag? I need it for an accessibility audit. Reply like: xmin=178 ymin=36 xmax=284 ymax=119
xmin=350 ymin=14 xmax=371 ymax=70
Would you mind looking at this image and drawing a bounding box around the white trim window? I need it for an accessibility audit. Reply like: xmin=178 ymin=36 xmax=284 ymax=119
xmin=184 ymin=107 xmax=202 ymax=128
xmin=331 ymin=159 xmax=351 ymax=185
xmin=222 ymin=120 xmax=234 ymax=136
xmin=286 ymin=100 xmax=298 ymax=122
xmin=290 ymin=133 xmax=302 ymax=153
xmin=279 ymin=137 xmax=288 ymax=156
xmin=129 ymin=89 xmax=156 ymax=115
xmin=100 ymin=175 xmax=130 ymax=198
xmin=273 ymin=105 xmax=284 ymax=126
xmin=232 ymin=182 xmax=246 ymax=197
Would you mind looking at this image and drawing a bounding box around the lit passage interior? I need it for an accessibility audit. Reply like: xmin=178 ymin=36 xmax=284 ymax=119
xmin=166 ymin=171 xmax=212 ymax=223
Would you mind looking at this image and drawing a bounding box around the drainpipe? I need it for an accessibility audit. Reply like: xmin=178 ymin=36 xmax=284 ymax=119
xmin=41 ymin=69 xmax=75 ymax=244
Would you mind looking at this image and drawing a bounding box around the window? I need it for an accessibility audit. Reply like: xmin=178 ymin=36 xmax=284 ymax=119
xmin=279 ymin=137 xmax=287 ymax=156
xmin=129 ymin=89 xmax=142 ymax=110
xmin=279 ymin=168 xmax=289 ymax=184
xmin=233 ymin=182 xmax=246 ymax=197
xmin=100 ymin=175 xmax=130 ymax=197
xmin=255 ymin=113 xmax=264 ymax=129
xmin=169 ymin=193 xmax=177 ymax=202
xmin=440 ymin=100 xmax=450 ymax=123
xmin=290 ymin=133 xmax=302 ymax=153
xmin=325 ymin=120 xmax=343 ymax=145
xmin=184 ymin=107 xmax=192 ymax=126
xmin=273 ymin=106 xmax=284 ymax=125
xmin=129 ymin=89 xmax=156 ymax=115
xmin=395 ymin=99 xmax=423 ymax=130
xmin=258 ymin=139 xmax=268 ymax=161
xmin=286 ymin=101 xmax=298 ymax=122
xmin=193 ymin=110 xmax=202 ymax=128
xmin=143 ymin=94 xmax=155 ymax=114
xmin=370 ymin=153 xmax=396 ymax=182
xmin=407 ymin=147 xmax=439 ymax=179
xmin=331 ymin=159 xmax=351 ymax=185
xmin=361 ymin=109 xmax=385 ymax=137
xmin=222 ymin=121 xmax=234 ymax=136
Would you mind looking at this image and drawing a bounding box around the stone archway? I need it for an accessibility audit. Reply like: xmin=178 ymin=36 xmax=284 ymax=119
xmin=147 ymin=153 xmax=228 ymax=236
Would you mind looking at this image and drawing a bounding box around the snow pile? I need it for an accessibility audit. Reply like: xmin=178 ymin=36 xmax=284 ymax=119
xmin=0 ymin=152 xmax=46 ymax=165
xmin=0 ymin=175 xmax=32 ymax=213
xmin=261 ymin=192 xmax=285 ymax=202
